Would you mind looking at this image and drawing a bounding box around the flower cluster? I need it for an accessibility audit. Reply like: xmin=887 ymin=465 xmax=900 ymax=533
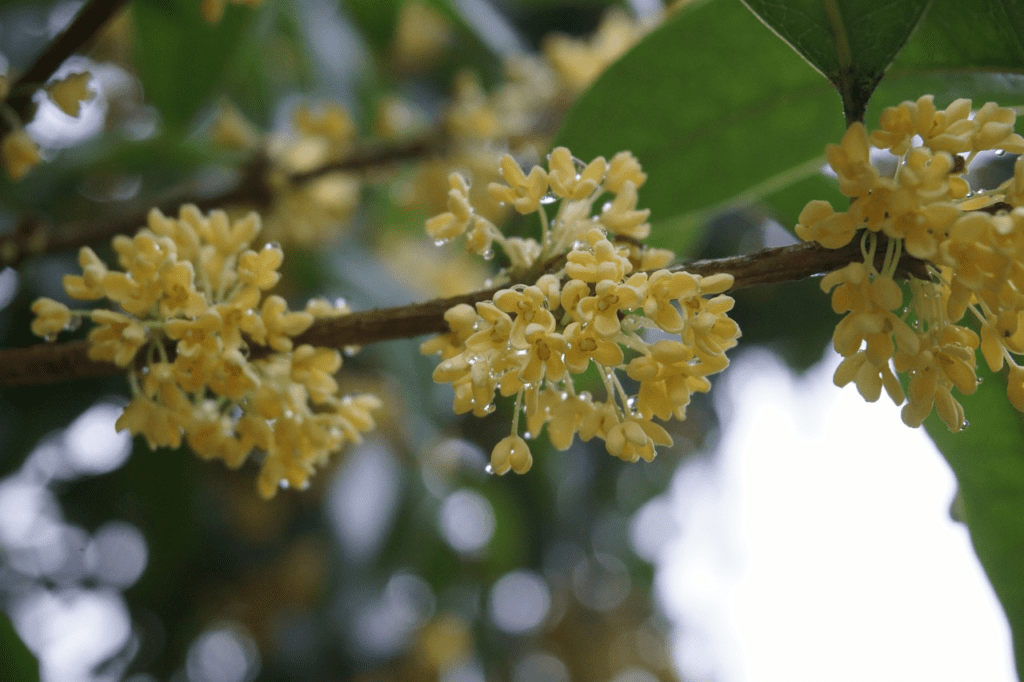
xmin=797 ymin=95 xmax=1024 ymax=431
xmin=31 ymin=205 xmax=380 ymax=498
xmin=421 ymin=148 xmax=740 ymax=473
xmin=397 ymin=8 xmax=658 ymax=227
xmin=209 ymin=101 xmax=362 ymax=245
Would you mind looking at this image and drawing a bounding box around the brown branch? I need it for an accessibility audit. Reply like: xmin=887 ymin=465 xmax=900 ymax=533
xmin=0 ymin=0 xmax=131 ymax=138
xmin=0 ymin=239 xmax=885 ymax=387
xmin=0 ymin=136 xmax=446 ymax=268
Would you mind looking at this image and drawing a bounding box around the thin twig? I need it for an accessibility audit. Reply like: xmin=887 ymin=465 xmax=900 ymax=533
xmin=0 ymin=136 xmax=444 ymax=268
xmin=0 ymin=0 xmax=131 ymax=139
xmin=0 ymin=239 xmax=882 ymax=387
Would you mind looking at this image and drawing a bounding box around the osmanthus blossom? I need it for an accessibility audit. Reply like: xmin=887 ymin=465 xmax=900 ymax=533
xmin=31 ymin=205 xmax=380 ymax=498
xmin=421 ymin=148 xmax=741 ymax=473
xmin=796 ymin=95 xmax=1024 ymax=432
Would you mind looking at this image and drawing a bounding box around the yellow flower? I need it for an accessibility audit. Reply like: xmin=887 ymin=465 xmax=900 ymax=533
xmin=87 ymin=310 xmax=148 ymax=366
xmin=2 ymin=130 xmax=41 ymax=181
xmin=157 ymin=260 xmax=207 ymax=318
xmin=45 ymin=72 xmax=93 ymax=117
xmin=565 ymin=232 xmax=632 ymax=283
xmin=488 ymin=154 xmax=549 ymax=214
xmin=237 ymin=244 xmax=284 ymax=290
xmin=63 ymin=247 xmax=110 ymax=300
xmin=30 ymin=298 xmax=73 ymax=340
xmin=291 ymin=345 xmax=341 ymax=403
xmin=576 ymin=275 xmax=647 ymax=338
xmin=795 ymin=200 xmax=858 ymax=249
xmin=600 ymin=181 xmax=650 ymax=240
xmin=548 ymin=147 xmax=605 ymax=200
xmin=563 ymin=320 xmax=623 ymax=373
xmin=826 ymin=122 xmax=879 ymax=198
xmin=490 ymin=435 xmax=532 ymax=475
xmin=166 ymin=310 xmax=224 ymax=358
xmin=644 ymin=270 xmax=699 ymax=333
xmin=261 ymin=295 xmax=314 ymax=352
xmin=605 ymin=416 xmax=672 ymax=463
xmin=426 ymin=173 xmax=475 ymax=241
xmin=604 ymin=151 xmax=647 ymax=194
xmin=520 ymin=324 xmax=568 ymax=384
xmin=115 ymin=395 xmax=184 ymax=449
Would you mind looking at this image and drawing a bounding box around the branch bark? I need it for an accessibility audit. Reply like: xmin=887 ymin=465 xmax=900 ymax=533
xmin=0 ymin=239 xmax=881 ymax=387
xmin=0 ymin=0 xmax=131 ymax=139
xmin=0 ymin=136 xmax=445 ymax=268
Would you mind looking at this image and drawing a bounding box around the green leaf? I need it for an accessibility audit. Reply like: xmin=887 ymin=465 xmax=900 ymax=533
xmin=924 ymin=364 xmax=1024 ymax=679
xmin=554 ymin=0 xmax=844 ymax=256
xmin=867 ymin=0 xmax=1024 ymax=120
xmin=555 ymin=0 xmax=1024 ymax=254
xmin=133 ymin=0 xmax=256 ymax=132
xmin=741 ymin=0 xmax=930 ymax=123
xmin=0 ymin=612 xmax=38 ymax=682
xmin=894 ymin=0 xmax=1024 ymax=69
xmin=340 ymin=0 xmax=403 ymax=53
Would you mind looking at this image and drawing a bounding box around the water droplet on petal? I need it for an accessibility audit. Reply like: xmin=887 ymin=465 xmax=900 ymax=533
xmin=266 ymin=241 xmax=282 ymax=250
xmin=279 ymin=479 xmax=290 ymax=490
xmin=434 ymin=239 xmax=450 ymax=247
xmin=485 ymin=464 xmax=495 ymax=474
xmin=601 ymin=201 xmax=613 ymax=212
xmin=962 ymin=419 xmax=970 ymax=429
xmin=482 ymin=249 xmax=495 ymax=260
xmin=64 ymin=315 xmax=83 ymax=332
xmin=996 ymin=150 xmax=1007 ymax=157
xmin=523 ymin=431 xmax=532 ymax=439
xmin=44 ymin=333 xmax=56 ymax=342
xmin=483 ymin=403 xmax=496 ymax=415
xmin=540 ymin=193 xmax=558 ymax=205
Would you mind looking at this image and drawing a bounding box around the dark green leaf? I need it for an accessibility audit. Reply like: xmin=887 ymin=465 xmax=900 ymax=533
xmin=339 ymin=0 xmax=403 ymax=54
xmin=133 ymin=0 xmax=256 ymax=132
xmin=554 ymin=0 xmax=844 ymax=256
xmin=894 ymin=0 xmax=1024 ymax=70
xmin=0 ymin=610 xmax=38 ymax=682
xmin=556 ymin=0 xmax=1024 ymax=256
xmin=925 ymin=360 xmax=1024 ymax=675
xmin=741 ymin=0 xmax=930 ymax=123
xmin=924 ymin=364 xmax=1024 ymax=680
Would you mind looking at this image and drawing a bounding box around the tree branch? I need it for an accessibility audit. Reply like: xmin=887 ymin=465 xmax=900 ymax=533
xmin=0 ymin=136 xmax=445 ymax=268
xmin=0 ymin=239 xmax=884 ymax=387
xmin=0 ymin=0 xmax=131 ymax=139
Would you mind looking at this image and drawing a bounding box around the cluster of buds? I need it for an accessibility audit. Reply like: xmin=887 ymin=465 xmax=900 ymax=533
xmin=421 ymin=148 xmax=740 ymax=473
xmin=797 ymin=95 xmax=1024 ymax=431
xmin=31 ymin=205 xmax=380 ymax=498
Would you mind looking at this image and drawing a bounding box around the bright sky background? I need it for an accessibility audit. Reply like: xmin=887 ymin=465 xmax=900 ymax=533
xmin=660 ymin=347 xmax=1016 ymax=682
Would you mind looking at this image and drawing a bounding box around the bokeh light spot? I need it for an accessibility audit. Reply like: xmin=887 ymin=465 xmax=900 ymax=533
xmin=489 ymin=571 xmax=550 ymax=634
xmin=89 ymin=520 xmax=148 ymax=588
xmin=185 ymin=624 xmax=260 ymax=682
xmin=439 ymin=488 xmax=495 ymax=553
xmin=63 ymin=402 xmax=132 ymax=476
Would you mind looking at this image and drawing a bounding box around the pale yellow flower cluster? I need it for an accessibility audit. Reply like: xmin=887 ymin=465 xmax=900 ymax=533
xmin=31 ymin=205 xmax=380 ymax=498
xmin=208 ymin=101 xmax=362 ymax=245
xmin=421 ymin=149 xmax=740 ymax=473
xmin=797 ymin=95 xmax=1024 ymax=431
xmin=399 ymin=8 xmax=656 ymax=225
